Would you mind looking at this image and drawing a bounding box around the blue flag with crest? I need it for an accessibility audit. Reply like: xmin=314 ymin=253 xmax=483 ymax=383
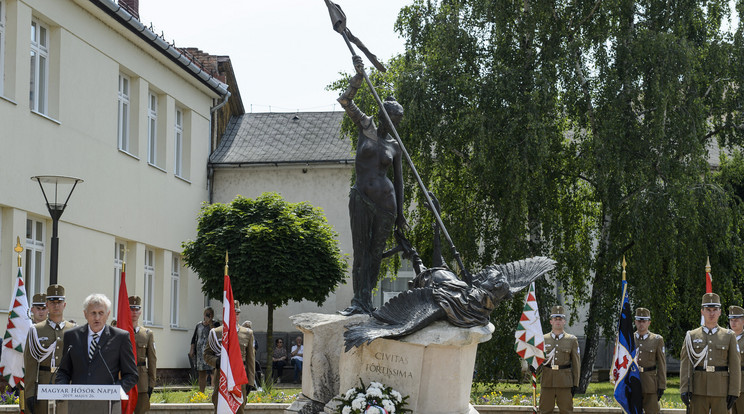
xmin=612 ymin=279 xmax=643 ymax=414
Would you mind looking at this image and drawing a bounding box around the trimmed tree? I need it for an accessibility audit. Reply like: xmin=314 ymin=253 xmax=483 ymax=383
xmin=182 ymin=192 xmax=348 ymax=382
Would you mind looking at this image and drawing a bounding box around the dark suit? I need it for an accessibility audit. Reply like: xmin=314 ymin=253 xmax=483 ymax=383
xmin=56 ymin=324 xmax=138 ymax=413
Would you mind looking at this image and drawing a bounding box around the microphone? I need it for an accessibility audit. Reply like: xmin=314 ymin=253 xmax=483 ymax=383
xmin=50 ymin=345 xmax=74 ymax=384
xmin=95 ymin=341 xmax=117 ymax=385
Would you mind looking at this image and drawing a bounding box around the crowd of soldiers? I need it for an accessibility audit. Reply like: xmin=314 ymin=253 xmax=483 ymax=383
xmin=21 ymin=285 xmax=255 ymax=414
xmin=540 ymin=292 xmax=744 ymax=414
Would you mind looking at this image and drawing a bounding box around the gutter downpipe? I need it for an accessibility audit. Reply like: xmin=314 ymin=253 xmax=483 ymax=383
xmin=208 ymin=91 xmax=232 ymax=204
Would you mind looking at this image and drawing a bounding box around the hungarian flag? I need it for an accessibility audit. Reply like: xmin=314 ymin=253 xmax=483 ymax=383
xmin=0 ymin=267 xmax=32 ymax=388
xmin=701 ymin=258 xmax=712 ymax=325
xmin=514 ymin=282 xmax=545 ymax=369
xmin=217 ymin=274 xmax=248 ymax=413
xmin=116 ymin=270 xmax=138 ymax=413
xmin=612 ymin=278 xmax=642 ymax=414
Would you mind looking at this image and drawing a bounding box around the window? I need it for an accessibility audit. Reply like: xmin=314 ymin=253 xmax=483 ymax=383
xmin=25 ymin=219 xmax=45 ymax=297
xmin=375 ymin=257 xmax=416 ymax=308
xmin=147 ymin=92 xmax=158 ymax=166
xmin=30 ymin=19 xmax=49 ymax=114
xmin=113 ymin=242 xmax=125 ymax=318
xmin=170 ymin=256 xmax=180 ymax=327
xmin=174 ymin=108 xmax=183 ymax=177
xmin=143 ymin=249 xmax=155 ymax=325
xmin=0 ymin=0 xmax=5 ymax=96
xmin=118 ymin=74 xmax=131 ymax=152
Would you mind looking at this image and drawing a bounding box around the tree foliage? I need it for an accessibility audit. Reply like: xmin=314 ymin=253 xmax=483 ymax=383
xmin=182 ymin=193 xmax=347 ymax=306
xmin=333 ymin=0 xmax=744 ymax=386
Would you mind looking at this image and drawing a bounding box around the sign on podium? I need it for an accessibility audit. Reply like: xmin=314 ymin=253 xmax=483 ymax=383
xmin=37 ymin=384 xmax=128 ymax=400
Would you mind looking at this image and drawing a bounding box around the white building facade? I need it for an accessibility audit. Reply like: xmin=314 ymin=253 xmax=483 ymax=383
xmin=0 ymin=0 xmax=229 ymax=371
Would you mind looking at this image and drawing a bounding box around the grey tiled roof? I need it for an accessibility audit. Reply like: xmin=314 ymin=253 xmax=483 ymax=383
xmin=210 ymin=112 xmax=353 ymax=165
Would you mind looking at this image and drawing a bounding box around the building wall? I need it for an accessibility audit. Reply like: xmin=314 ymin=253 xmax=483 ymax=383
xmin=0 ymin=0 xmax=218 ymax=369
xmin=211 ymin=164 xmax=354 ymax=332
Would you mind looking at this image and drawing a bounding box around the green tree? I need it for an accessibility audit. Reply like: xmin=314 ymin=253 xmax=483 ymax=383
xmin=182 ymin=193 xmax=347 ymax=380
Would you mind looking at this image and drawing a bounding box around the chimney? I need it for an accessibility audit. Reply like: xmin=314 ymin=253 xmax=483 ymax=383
xmin=119 ymin=0 xmax=139 ymax=19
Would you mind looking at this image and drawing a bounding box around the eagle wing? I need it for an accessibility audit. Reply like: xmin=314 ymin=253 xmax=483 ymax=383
xmin=489 ymin=256 xmax=556 ymax=294
xmin=343 ymin=288 xmax=445 ymax=351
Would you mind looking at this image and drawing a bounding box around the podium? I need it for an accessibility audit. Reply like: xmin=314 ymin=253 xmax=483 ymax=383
xmin=38 ymin=384 xmax=127 ymax=414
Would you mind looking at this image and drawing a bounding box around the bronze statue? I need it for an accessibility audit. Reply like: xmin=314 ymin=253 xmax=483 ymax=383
xmin=338 ymin=56 xmax=408 ymax=316
xmin=344 ymin=247 xmax=556 ymax=350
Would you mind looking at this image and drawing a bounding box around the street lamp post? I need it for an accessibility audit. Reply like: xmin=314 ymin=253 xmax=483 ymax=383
xmin=31 ymin=175 xmax=83 ymax=286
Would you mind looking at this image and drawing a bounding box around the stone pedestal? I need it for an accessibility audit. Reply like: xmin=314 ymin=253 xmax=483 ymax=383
xmin=284 ymin=313 xmax=493 ymax=414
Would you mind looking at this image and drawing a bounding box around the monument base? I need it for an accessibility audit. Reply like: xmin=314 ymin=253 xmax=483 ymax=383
xmin=287 ymin=313 xmax=493 ymax=414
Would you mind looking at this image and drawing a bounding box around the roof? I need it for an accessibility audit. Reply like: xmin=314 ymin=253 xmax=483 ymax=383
xmin=210 ymin=112 xmax=353 ymax=166
xmin=90 ymin=0 xmax=229 ymax=96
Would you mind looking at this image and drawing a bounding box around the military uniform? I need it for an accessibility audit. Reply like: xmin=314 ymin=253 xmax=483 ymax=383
xmin=729 ymin=305 xmax=744 ymax=414
xmin=129 ymin=296 xmax=157 ymax=414
xmin=539 ymin=306 xmax=580 ymax=414
xmin=680 ymin=293 xmax=741 ymax=413
xmin=633 ymin=308 xmax=666 ymax=414
xmin=23 ymin=285 xmax=74 ymax=414
xmin=203 ymin=305 xmax=255 ymax=414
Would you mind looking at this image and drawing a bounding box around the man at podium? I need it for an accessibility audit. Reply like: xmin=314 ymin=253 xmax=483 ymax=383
xmin=56 ymin=293 xmax=138 ymax=413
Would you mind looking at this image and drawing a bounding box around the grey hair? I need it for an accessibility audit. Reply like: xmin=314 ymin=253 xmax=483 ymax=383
xmin=83 ymin=293 xmax=112 ymax=313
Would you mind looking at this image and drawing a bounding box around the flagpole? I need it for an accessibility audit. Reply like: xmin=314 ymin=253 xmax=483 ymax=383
xmin=530 ymin=366 xmax=537 ymax=413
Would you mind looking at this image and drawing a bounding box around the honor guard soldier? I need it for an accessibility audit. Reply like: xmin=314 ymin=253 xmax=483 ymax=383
xmin=23 ymin=285 xmax=75 ymax=414
xmin=130 ymin=295 xmax=157 ymax=414
xmin=539 ymin=305 xmax=581 ymax=414
xmin=204 ymin=301 xmax=255 ymax=414
xmin=634 ymin=308 xmax=666 ymax=413
xmin=729 ymin=305 xmax=744 ymax=414
xmin=680 ymin=293 xmax=741 ymax=413
xmin=29 ymin=293 xmax=48 ymax=324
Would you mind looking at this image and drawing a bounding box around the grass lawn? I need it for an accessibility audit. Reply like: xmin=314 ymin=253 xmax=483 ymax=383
xmin=148 ymin=378 xmax=685 ymax=408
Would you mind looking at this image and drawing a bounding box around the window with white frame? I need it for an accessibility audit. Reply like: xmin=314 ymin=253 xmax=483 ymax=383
xmin=174 ymin=108 xmax=183 ymax=177
xmin=113 ymin=242 xmax=125 ymax=319
xmin=117 ymin=74 xmax=131 ymax=152
xmin=0 ymin=0 xmax=6 ymax=97
xmin=25 ymin=219 xmax=45 ymax=297
xmin=170 ymin=256 xmax=180 ymax=327
xmin=147 ymin=93 xmax=158 ymax=166
xmin=30 ymin=19 xmax=49 ymax=114
xmin=143 ymin=249 xmax=155 ymax=325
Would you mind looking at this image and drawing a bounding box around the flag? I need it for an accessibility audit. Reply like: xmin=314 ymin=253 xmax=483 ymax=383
xmin=116 ymin=270 xmax=138 ymax=413
xmin=514 ymin=282 xmax=545 ymax=369
xmin=702 ymin=258 xmax=712 ymax=325
xmin=514 ymin=282 xmax=544 ymax=413
xmin=611 ymin=279 xmax=643 ymax=414
xmin=0 ymin=268 xmax=32 ymax=388
xmin=217 ymin=274 xmax=249 ymax=414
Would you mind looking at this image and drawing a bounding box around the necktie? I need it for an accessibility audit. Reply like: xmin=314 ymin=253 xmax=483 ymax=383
xmin=89 ymin=333 xmax=99 ymax=360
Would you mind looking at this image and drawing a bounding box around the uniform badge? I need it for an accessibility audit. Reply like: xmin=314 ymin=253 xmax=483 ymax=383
xmin=693 ymin=338 xmax=703 ymax=343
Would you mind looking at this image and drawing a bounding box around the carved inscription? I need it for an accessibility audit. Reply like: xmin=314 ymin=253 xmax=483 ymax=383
xmin=364 ymin=351 xmax=413 ymax=379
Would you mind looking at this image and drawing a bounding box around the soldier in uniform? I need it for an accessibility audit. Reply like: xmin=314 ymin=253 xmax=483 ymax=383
xmin=633 ymin=307 xmax=666 ymax=413
xmin=29 ymin=293 xmax=48 ymax=324
xmin=539 ymin=305 xmax=581 ymax=414
xmin=680 ymin=293 xmax=740 ymax=413
xmin=728 ymin=305 xmax=744 ymax=414
xmin=129 ymin=295 xmax=157 ymax=414
xmin=204 ymin=302 xmax=255 ymax=414
xmin=23 ymin=285 xmax=75 ymax=414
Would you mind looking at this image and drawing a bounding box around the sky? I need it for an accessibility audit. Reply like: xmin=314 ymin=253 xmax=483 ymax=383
xmin=138 ymin=1 xmax=413 ymax=113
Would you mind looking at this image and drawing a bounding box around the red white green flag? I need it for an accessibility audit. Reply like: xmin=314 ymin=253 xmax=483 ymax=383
xmin=0 ymin=268 xmax=33 ymax=387
xmin=514 ymin=282 xmax=545 ymax=369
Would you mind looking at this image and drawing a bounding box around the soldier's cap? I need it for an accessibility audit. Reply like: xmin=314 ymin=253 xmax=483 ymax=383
xmin=46 ymin=284 xmax=65 ymax=301
xmin=729 ymin=305 xmax=744 ymax=319
xmin=32 ymin=293 xmax=47 ymax=306
xmin=635 ymin=308 xmax=651 ymax=320
xmin=702 ymin=292 xmax=721 ymax=308
xmin=550 ymin=305 xmax=566 ymax=319
xmin=129 ymin=295 xmax=142 ymax=309
xmin=234 ymin=300 xmax=241 ymax=313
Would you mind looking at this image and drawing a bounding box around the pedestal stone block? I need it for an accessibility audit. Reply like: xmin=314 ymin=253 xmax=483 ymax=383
xmin=284 ymin=313 xmax=493 ymax=414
